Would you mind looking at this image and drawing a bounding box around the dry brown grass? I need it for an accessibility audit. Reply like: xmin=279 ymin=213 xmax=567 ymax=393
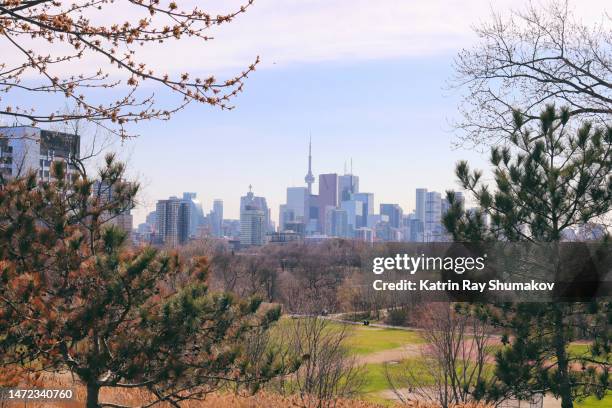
xmin=1 ymin=371 xmax=492 ymax=408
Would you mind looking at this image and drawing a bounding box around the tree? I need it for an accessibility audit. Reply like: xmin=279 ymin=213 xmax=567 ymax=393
xmin=0 ymin=0 xmax=257 ymax=138
xmin=443 ymin=106 xmax=611 ymax=408
xmin=385 ymin=303 xmax=495 ymax=408
xmin=453 ymin=0 xmax=611 ymax=146
xmin=0 ymin=156 xmax=287 ymax=407
xmin=285 ymin=316 xmax=364 ymax=408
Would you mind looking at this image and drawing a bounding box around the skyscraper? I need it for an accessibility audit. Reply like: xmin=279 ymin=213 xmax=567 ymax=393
xmin=380 ymin=203 xmax=403 ymax=229
xmin=240 ymin=188 xmax=272 ymax=233
xmin=415 ymin=188 xmax=427 ymax=223
xmin=341 ymin=199 xmax=363 ymax=236
xmin=156 ymin=197 xmax=191 ymax=247
xmin=182 ymin=192 xmax=204 ymax=238
xmin=324 ymin=206 xmax=348 ymax=237
xmin=94 ymin=179 xmax=135 ymax=239
xmin=240 ymin=185 xmax=266 ymax=246
xmin=318 ymin=173 xmax=338 ymax=230
xmin=425 ymin=191 xmax=442 ymax=241
xmin=286 ymin=187 xmax=307 ymax=220
xmin=353 ymin=192 xmax=374 ymax=228
xmin=278 ymin=204 xmax=294 ymax=231
xmin=211 ymin=199 xmax=224 ymax=237
xmin=338 ymin=173 xmax=359 ymax=201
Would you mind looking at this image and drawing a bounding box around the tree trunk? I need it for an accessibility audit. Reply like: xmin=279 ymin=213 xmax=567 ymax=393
xmin=86 ymin=382 xmax=100 ymax=408
xmin=553 ymin=305 xmax=573 ymax=408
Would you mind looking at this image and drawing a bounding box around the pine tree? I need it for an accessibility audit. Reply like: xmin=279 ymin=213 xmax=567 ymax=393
xmin=0 ymin=155 xmax=291 ymax=407
xmin=444 ymin=106 xmax=611 ymax=408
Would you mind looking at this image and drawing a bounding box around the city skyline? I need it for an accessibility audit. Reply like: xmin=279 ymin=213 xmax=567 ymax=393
xmin=139 ymin=137 xmax=472 ymax=226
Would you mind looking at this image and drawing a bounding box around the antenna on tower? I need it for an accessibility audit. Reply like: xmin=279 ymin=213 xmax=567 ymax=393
xmin=304 ymin=133 xmax=315 ymax=194
xmin=350 ymin=158 xmax=353 ymax=175
xmin=344 ymin=161 xmax=347 ymax=175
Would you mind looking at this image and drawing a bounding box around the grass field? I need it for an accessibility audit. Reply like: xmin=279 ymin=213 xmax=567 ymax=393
xmin=281 ymin=318 xmax=611 ymax=407
xmin=574 ymin=394 xmax=611 ymax=408
xmin=342 ymin=325 xmax=425 ymax=355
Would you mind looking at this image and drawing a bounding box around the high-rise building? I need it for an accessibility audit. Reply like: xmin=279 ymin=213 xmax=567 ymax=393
xmin=341 ymin=199 xmax=363 ymax=236
xmin=441 ymin=191 xmax=465 ymax=214
xmin=145 ymin=210 xmax=157 ymax=232
xmin=324 ymin=205 xmax=348 ymax=237
xmin=211 ymin=199 xmax=224 ymax=237
xmin=240 ymin=187 xmax=272 ymax=233
xmin=278 ymin=204 xmax=295 ymax=231
xmin=279 ymin=186 xmax=308 ymax=231
xmin=286 ymin=187 xmax=307 ymax=219
xmin=415 ymin=188 xmax=427 ymax=223
xmin=240 ymin=186 xmax=266 ymax=246
xmin=182 ymin=192 xmax=204 ymax=238
xmin=318 ymin=173 xmax=338 ymax=230
xmin=94 ymin=179 xmax=135 ymax=239
xmin=156 ymin=197 xmax=191 ymax=247
xmin=338 ymin=173 xmax=359 ymax=202
xmin=353 ymin=192 xmax=374 ymax=228
xmin=0 ymin=126 xmax=80 ymax=180
xmin=425 ymin=191 xmax=442 ymax=242
xmin=380 ymin=203 xmax=403 ymax=229
xmin=306 ymin=194 xmax=320 ymax=234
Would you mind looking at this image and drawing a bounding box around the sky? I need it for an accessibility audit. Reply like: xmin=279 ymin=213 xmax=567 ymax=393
xmin=2 ymin=0 xmax=610 ymax=225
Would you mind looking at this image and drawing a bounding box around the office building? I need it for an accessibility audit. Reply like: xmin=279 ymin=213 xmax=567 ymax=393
xmin=182 ymin=192 xmax=205 ymax=238
xmin=324 ymin=206 xmax=348 ymax=237
xmin=211 ymin=199 xmax=224 ymax=237
xmin=0 ymin=126 xmax=80 ymax=180
xmin=341 ymin=199 xmax=363 ymax=236
xmin=380 ymin=203 xmax=403 ymax=229
xmin=338 ymin=173 xmax=359 ymax=201
xmin=352 ymin=192 xmax=374 ymax=228
xmin=424 ymin=191 xmax=442 ymax=241
xmin=415 ymin=188 xmax=427 ymax=223
xmin=240 ymin=186 xmax=266 ymax=246
xmin=240 ymin=187 xmax=272 ymax=233
xmin=279 ymin=205 xmax=295 ymax=231
xmin=94 ymin=179 xmax=135 ymax=239
xmin=156 ymin=197 xmax=191 ymax=247
xmin=318 ymin=173 xmax=338 ymax=230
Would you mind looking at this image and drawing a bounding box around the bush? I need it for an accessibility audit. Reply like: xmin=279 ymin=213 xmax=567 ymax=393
xmin=386 ymin=308 xmax=409 ymax=326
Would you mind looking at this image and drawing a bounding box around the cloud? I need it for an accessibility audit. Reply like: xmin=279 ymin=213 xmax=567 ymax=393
xmin=137 ymin=0 xmax=609 ymax=74
xmin=3 ymin=0 xmax=609 ymax=80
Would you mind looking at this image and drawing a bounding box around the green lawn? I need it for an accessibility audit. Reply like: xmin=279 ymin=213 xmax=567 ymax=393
xmin=575 ymin=393 xmax=611 ymax=408
xmin=342 ymin=325 xmax=424 ymax=355
xmin=360 ymin=360 xmax=434 ymax=394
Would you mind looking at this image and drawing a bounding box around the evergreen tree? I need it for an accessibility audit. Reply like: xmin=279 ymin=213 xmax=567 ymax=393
xmin=444 ymin=106 xmax=611 ymax=408
xmin=0 ymin=155 xmax=291 ymax=407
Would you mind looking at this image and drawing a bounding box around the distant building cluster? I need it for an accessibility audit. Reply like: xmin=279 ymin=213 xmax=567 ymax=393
xmin=132 ymin=140 xmax=487 ymax=248
xmin=272 ymin=139 xmax=466 ymax=245
xmin=4 ymin=126 xmax=603 ymax=249
xmin=137 ymin=192 xmax=235 ymax=247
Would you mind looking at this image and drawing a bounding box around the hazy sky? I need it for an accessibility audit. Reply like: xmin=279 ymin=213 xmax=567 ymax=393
xmin=3 ymin=0 xmax=609 ymax=224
